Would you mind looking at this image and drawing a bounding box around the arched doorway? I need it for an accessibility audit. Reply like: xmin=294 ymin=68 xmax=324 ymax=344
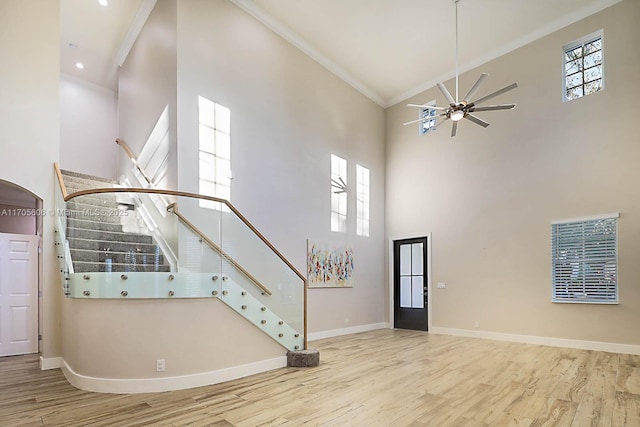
xmin=0 ymin=180 xmax=40 ymax=356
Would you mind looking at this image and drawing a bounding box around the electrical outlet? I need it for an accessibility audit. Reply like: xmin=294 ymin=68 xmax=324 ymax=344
xmin=437 ymin=282 xmax=446 ymax=289
xmin=474 ymin=321 xmax=480 ymax=328
xmin=345 ymin=318 xmax=349 ymax=326
xmin=156 ymin=359 xmax=165 ymax=372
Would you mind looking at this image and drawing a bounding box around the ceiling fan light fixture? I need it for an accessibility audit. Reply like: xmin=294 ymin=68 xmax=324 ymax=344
xmin=450 ymin=110 xmax=464 ymax=121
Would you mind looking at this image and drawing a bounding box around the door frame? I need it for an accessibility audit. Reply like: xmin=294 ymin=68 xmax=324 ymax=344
xmin=388 ymin=233 xmax=432 ymax=331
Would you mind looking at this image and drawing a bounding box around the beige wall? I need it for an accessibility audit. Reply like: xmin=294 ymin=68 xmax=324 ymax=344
xmin=60 ymin=75 xmax=119 ymax=180
xmin=0 ymin=0 xmax=61 ymax=358
xmin=385 ymin=0 xmax=640 ymax=345
xmin=176 ymin=0 xmax=386 ymax=333
xmin=62 ymin=298 xmax=284 ymax=378
xmin=118 ymin=0 xmax=178 ymax=190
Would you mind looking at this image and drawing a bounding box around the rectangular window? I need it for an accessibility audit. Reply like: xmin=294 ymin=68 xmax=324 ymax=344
xmin=330 ymin=154 xmax=347 ymax=232
xmin=198 ymin=96 xmax=231 ymax=210
xmin=356 ymin=164 xmax=370 ymax=237
xmin=420 ymin=101 xmax=437 ymax=135
xmin=563 ymin=30 xmax=603 ymax=102
xmin=551 ymin=213 xmax=618 ymax=304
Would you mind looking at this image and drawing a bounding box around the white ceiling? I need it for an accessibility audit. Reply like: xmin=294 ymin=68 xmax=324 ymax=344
xmin=61 ymin=0 xmax=622 ymax=106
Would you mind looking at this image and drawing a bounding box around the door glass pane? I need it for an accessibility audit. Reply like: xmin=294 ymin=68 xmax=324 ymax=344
xmin=400 ymin=244 xmax=411 ymax=275
xmin=400 ymin=277 xmax=411 ymax=308
xmin=412 ymin=243 xmax=423 ymax=275
xmin=412 ymin=276 xmax=424 ymax=308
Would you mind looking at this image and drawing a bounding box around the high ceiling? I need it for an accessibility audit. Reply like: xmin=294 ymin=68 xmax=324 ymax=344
xmin=61 ymin=0 xmax=622 ymax=107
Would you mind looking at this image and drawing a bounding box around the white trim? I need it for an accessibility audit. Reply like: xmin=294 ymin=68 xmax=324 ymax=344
xmin=551 ymin=212 xmax=618 ymax=225
xmin=307 ymin=322 xmax=389 ymax=342
xmin=388 ymin=233 xmax=432 ymax=332
xmin=431 ymin=327 xmax=640 ymax=355
xmin=228 ymin=0 xmax=386 ymax=107
xmin=40 ymin=356 xmax=62 ymax=370
xmin=60 ymin=356 xmax=287 ymax=394
xmin=390 ymin=0 xmax=624 ymax=107
xmin=115 ymin=0 xmax=158 ymax=67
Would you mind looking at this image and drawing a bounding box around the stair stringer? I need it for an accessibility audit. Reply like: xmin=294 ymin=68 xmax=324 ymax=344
xmin=66 ymin=271 xmax=304 ymax=351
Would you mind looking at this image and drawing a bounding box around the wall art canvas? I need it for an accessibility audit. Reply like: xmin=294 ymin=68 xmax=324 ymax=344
xmin=307 ymin=240 xmax=354 ymax=288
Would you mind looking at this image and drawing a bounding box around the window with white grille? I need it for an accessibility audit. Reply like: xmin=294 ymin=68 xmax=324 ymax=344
xmin=198 ymin=96 xmax=231 ymax=210
xmin=551 ymin=214 xmax=618 ymax=304
xmin=330 ymin=154 xmax=347 ymax=232
xmin=563 ymin=30 xmax=604 ymax=102
xmin=356 ymin=164 xmax=370 ymax=237
xmin=420 ymin=101 xmax=437 ymax=135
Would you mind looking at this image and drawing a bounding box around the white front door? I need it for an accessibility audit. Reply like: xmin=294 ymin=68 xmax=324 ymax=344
xmin=0 ymin=233 xmax=38 ymax=356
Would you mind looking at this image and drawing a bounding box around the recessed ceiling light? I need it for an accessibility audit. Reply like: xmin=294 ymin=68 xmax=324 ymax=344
xmin=75 ymin=62 xmax=85 ymax=70
xmin=98 ymin=0 xmax=108 ymax=6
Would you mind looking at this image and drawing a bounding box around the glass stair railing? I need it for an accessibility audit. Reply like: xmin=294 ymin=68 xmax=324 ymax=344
xmin=53 ymin=164 xmax=307 ymax=351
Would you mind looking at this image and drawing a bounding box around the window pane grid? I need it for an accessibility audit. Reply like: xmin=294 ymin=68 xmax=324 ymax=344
xmin=331 ymin=154 xmax=347 ymax=233
xmin=356 ymin=164 xmax=370 ymax=237
xmin=551 ymin=217 xmax=617 ymax=303
xmin=563 ymin=33 xmax=603 ymax=102
xmin=198 ymin=96 xmax=231 ymax=211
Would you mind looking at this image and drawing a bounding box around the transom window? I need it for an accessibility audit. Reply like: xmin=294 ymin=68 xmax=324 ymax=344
xmin=198 ymin=96 xmax=231 ymax=210
xmin=563 ymin=30 xmax=603 ymax=102
xmin=420 ymin=101 xmax=437 ymax=135
xmin=551 ymin=213 xmax=618 ymax=304
xmin=330 ymin=154 xmax=347 ymax=232
xmin=356 ymin=164 xmax=370 ymax=237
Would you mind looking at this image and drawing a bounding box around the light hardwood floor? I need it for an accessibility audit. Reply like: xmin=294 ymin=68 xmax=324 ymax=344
xmin=1 ymin=329 xmax=639 ymax=426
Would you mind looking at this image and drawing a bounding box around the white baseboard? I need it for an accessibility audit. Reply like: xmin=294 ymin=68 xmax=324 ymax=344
xmin=61 ymin=356 xmax=287 ymax=394
xmin=431 ymin=327 xmax=640 ymax=355
xmin=40 ymin=356 xmax=62 ymax=370
xmin=307 ymin=322 xmax=390 ymax=342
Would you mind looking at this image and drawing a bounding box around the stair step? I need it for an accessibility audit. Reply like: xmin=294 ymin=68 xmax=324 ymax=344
xmin=61 ymin=170 xmax=118 ymax=185
xmin=66 ymin=200 xmax=121 ymax=213
xmin=67 ymin=228 xmax=152 ymax=244
xmin=67 ymin=236 xmax=159 ymax=253
xmin=66 ymin=195 xmax=119 ymax=209
xmin=70 ymin=248 xmax=164 ymax=265
xmin=73 ymin=261 xmax=171 ymax=273
xmin=67 ymin=217 xmax=123 ymax=233
xmin=63 ymin=210 xmax=127 ymax=225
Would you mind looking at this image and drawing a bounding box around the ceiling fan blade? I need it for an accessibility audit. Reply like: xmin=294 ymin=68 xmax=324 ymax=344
xmin=451 ymin=121 xmax=458 ymax=137
xmin=465 ymin=114 xmax=490 ymax=128
xmin=470 ymin=104 xmax=516 ymax=112
xmin=472 ymin=82 xmax=518 ymax=105
xmin=437 ymin=82 xmax=456 ymax=105
xmin=462 ymin=73 xmax=489 ymax=102
xmin=406 ymin=104 xmax=448 ymax=110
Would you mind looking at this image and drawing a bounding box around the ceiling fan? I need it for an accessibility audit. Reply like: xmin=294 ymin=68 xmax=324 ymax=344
xmin=404 ymin=0 xmax=518 ymax=137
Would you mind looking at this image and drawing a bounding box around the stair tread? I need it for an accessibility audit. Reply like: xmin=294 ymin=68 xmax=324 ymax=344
xmin=61 ymin=170 xmax=119 ymax=185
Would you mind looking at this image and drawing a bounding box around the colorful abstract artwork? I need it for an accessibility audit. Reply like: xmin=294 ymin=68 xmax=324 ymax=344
xmin=307 ymin=240 xmax=354 ymax=288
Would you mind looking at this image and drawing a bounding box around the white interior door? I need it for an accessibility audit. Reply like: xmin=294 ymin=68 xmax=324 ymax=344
xmin=0 ymin=233 xmax=38 ymax=356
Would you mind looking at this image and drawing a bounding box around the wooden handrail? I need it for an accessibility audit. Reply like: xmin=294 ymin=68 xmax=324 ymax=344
xmin=168 ymin=202 xmax=272 ymax=296
xmin=54 ymin=163 xmax=69 ymax=199
xmin=64 ymin=187 xmax=307 ymax=283
xmin=115 ymin=138 xmax=154 ymax=185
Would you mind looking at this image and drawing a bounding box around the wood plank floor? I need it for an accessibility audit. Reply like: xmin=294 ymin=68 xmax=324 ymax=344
xmin=1 ymin=329 xmax=639 ymax=426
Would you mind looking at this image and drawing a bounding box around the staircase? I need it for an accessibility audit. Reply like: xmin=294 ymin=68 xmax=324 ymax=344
xmin=61 ymin=170 xmax=170 ymax=273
